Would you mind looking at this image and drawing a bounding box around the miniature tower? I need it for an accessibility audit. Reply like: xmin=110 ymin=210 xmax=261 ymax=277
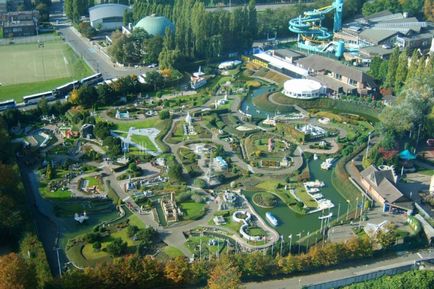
xmin=268 ymin=138 xmax=273 ymax=153
xmin=185 ymin=112 xmax=192 ymax=126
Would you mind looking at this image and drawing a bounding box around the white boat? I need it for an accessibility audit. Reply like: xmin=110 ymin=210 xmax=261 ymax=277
xmin=312 ymin=193 xmax=324 ymax=200
xmin=313 ymin=153 xmax=318 ymax=160
xmin=321 ymin=158 xmax=334 ymax=170
xmin=307 ymin=188 xmax=320 ymax=193
xmin=266 ymin=212 xmax=278 ymax=226
xmin=318 ymin=212 xmax=333 ymax=220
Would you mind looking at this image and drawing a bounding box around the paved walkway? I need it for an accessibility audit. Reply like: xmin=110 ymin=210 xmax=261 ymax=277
xmin=244 ymin=249 xmax=434 ymax=289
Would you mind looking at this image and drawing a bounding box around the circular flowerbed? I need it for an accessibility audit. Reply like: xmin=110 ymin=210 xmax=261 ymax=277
xmin=252 ymin=192 xmax=277 ymax=208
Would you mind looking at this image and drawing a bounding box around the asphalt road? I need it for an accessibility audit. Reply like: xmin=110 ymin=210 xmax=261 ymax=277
xmin=244 ymin=249 xmax=434 ymax=289
xmin=206 ymin=2 xmax=313 ymax=12
xmin=59 ymin=26 xmax=148 ymax=79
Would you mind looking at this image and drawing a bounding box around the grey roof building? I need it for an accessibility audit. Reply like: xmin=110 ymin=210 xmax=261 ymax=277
xmin=0 ymin=0 xmax=6 ymax=13
xmin=296 ymin=54 xmax=377 ymax=95
xmin=360 ymin=165 xmax=412 ymax=211
xmin=89 ymin=4 xmax=129 ymax=31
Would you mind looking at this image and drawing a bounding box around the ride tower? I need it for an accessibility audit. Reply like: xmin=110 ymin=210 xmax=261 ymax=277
xmin=289 ymin=0 xmax=347 ymax=55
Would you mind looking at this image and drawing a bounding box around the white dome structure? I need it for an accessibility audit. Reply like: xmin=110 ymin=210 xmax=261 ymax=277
xmin=283 ymin=79 xmax=323 ymax=99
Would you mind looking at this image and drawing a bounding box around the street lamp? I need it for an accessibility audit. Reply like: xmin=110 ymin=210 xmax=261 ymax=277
xmin=354 ymin=197 xmax=359 ymax=219
xmin=297 ymin=232 xmax=302 ymax=254
xmin=288 ymin=234 xmax=292 ymax=254
xmin=346 ymin=199 xmax=351 ymax=221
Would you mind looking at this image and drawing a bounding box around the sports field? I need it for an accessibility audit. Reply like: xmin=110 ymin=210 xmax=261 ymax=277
xmin=0 ymin=39 xmax=93 ymax=102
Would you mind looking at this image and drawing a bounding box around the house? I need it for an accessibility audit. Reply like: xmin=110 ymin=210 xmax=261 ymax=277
xmin=0 ymin=0 xmax=6 ymax=13
xmin=296 ymin=54 xmax=377 ymax=95
xmin=214 ymin=156 xmax=228 ymax=170
xmin=360 ymin=165 xmax=412 ymax=212
xmin=89 ymin=4 xmax=129 ymax=31
xmin=213 ymin=216 xmax=226 ymax=225
xmin=1 ymin=10 xmax=39 ymax=37
xmin=80 ymin=124 xmax=94 ymax=139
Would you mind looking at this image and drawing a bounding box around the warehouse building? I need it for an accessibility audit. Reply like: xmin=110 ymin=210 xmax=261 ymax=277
xmin=89 ymin=4 xmax=129 ymax=31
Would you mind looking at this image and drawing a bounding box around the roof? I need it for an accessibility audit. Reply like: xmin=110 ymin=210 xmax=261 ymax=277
xmin=134 ymin=15 xmax=174 ymax=36
xmin=366 ymin=11 xmax=405 ymax=23
xmin=308 ymin=74 xmax=356 ymax=93
xmin=296 ymin=54 xmax=376 ymax=86
xmin=359 ymin=29 xmax=398 ymax=45
xmin=364 ymin=10 xmax=393 ymax=21
xmin=399 ymin=149 xmax=416 ymax=160
xmin=361 ymin=165 xmax=405 ymax=204
xmin=254 ymin=52 xmax=309 ymax=77
xmin=89 ymin=4 xmax=129 ymax=22
xmin=3 ymin=21 xmax=35 ymax=28
xmin=284 ymin=79 xmax=322 ymax=94
xmin=359 ymin=45 xmax=393 ymax=57
xmin=273 ymin=49 xmax=303 ymax=59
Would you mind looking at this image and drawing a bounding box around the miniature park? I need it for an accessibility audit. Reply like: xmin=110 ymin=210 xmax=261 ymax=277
xmin=1 ymin=1 xmax=433 ymax=282
xmin=9 ymin=55 xmax=433 ymax=271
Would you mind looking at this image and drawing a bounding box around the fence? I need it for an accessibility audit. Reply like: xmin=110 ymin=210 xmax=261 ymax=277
xmin=304 ymin=257 xmax=434 ymax=289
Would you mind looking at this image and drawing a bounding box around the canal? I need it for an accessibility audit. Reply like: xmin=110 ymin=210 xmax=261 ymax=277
xmin=245 ymin=159 xmax=354 ymax=240
xmin=240 ymin=85 xmax=296 ymax=118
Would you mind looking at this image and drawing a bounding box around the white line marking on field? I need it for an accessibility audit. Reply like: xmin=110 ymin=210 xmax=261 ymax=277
xmin=63 ymin=56 xmax=68 ymax=65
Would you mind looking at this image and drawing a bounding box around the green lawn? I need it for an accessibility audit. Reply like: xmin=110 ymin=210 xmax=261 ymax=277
xmin=113 ymin=117 xmax=167 ymax=131
xmin=40 ymin=186 xmax=72 ymax=199
xmin=128 ymin=215 xmax=145 ymax=229
xmin=0 ymin=40 xmax=93 ymax=102
xmin=130 ymin=134 xmax=157 ymax=151
xmin=180 ymin=201 xmax=205 ymax=220
xmin=162 ymin=246 xmax=184 ymax=258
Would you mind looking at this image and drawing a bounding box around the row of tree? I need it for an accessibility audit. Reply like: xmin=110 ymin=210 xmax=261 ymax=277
xmin=132 ymin=0 xmax=257 ymax=61
xmin=1 ymin=235 xmax=375 ymax=289
xmin=362 ymin=0 xmax=429 ymax=17
xmin=380 ymin=74 xmax=434 ymax=142
xmin=369 ymin=49 xmax=434 ymax=93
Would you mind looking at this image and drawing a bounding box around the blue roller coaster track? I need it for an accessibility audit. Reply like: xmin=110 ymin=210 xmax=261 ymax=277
xmin=289 ymin=0 xmax=344 ymax=44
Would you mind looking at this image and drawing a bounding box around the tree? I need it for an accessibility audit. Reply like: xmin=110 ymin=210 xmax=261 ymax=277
xmin=127 ymin=225 xmax=139 ymax=238
xmin=208 ymin=257 xmax=242 ymax=289
xmin=193 ymin=178 xmax=206 ymax=188
xmin=145 ymin=70 xmax=164 ymax=91
xmin=406 ymin=49 xmax=420 ymax=82
xmin=107 ymin=238 xmax=127 ymax=256
xmin=164 ymin=256 xmax=190 ymax=284
xmin=159 ymin=109 xmax=170 ymax=120
xmin=375 ymin=224 xmax=396 ymax=249
xmin=92 ymin=241 xmax=101 ymax=251
xmin=384 ymin=47 xmax=400 ymax=89
xmin=394 ymin=49 xmax=408 ymax=92
xmin=143 ymin=36 xmax=163 ymax=64
xmin=94 ymin=121 xmax=113 ymax=140
xmin=424 ymin=0 xmax=434 ymax=21
xmin=168 ymin=160 xmax=183 ymax=182
xmin=45 ymin=162 xmax=56 ymax=180
xmin=0 ymin=253 xmax=37 ymax=289
xmin=103 ymin=136 xmax=122 ymax=157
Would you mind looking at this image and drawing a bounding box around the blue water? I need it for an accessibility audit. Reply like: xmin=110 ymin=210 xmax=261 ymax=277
xmin=245 ymin=159 xmax=353 ymax=240
xmin=240 ymin=86 xmax=295 ymax=118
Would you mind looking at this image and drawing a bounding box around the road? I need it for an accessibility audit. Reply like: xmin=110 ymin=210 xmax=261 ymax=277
xmin=206 ymin=1 xmax=314 ymax=12
xmin=59 ymin=26 xmax=148 ymax=79
xmin=244 ymin=249 xmax=434 ymax=289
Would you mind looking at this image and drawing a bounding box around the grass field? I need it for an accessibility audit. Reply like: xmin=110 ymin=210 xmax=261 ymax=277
xmin=180 ymin=201 xmax=205 ymax=220
xmin=0 ymin=40 xmax=93 ymax=101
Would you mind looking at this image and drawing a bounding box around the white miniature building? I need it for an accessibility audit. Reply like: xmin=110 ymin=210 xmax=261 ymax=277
xmin=213 ymin=216 xmax=226 ymax=225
